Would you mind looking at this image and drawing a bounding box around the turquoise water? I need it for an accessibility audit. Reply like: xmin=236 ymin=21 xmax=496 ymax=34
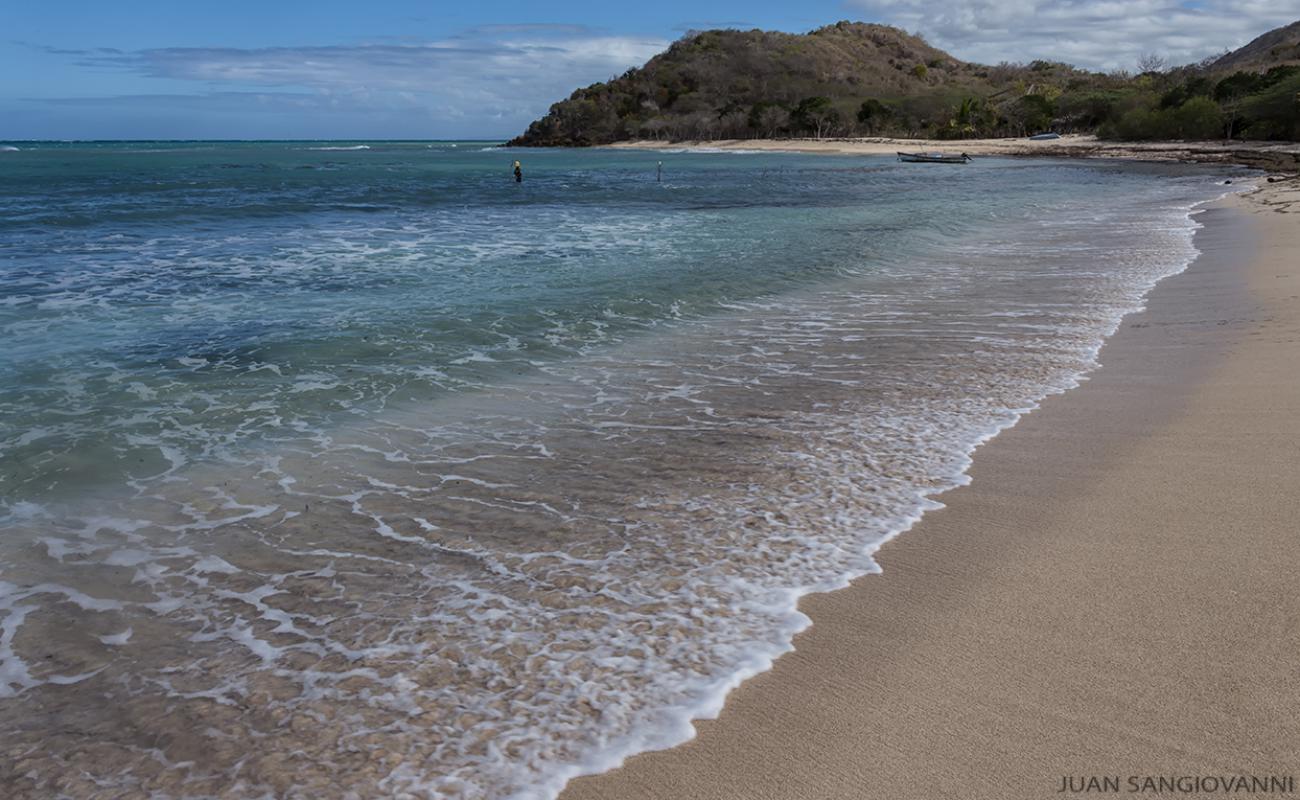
xmin=0 ymin=142 xmax=1184 ymax=500
xmin=0 ymin=142 xmax=1234 ymax=798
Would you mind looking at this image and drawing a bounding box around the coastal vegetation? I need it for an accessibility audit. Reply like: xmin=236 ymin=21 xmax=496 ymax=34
xmin=509 ymin=20 xmax=1300 ymax=145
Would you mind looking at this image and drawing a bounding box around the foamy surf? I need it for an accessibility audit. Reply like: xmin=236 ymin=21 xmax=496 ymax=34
xmin=652 ymin=146 xmax=770 ymax=155
xmin=0 ymin=143 xmax=1244 ymax=799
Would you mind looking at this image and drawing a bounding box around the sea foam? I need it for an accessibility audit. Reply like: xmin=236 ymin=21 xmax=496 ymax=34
xmin=0 ymin=144 xmax=1243 ymax=798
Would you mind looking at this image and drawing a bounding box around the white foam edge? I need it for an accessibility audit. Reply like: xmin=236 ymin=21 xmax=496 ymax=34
xmin=520 ymin=182 xmax=1242 ymax=800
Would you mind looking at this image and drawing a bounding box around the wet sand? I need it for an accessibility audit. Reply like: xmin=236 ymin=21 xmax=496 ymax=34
xmin=562 ymin=181 xmax=1300 ymax=798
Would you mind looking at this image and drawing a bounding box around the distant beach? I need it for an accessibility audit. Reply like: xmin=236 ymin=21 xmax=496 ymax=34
xmin=611 ymin=133 xmax=1300 ymax=172
xmin=562 ymin=179 xmax=1300 ymax=799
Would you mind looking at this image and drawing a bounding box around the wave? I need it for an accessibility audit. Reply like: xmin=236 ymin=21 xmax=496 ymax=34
xmin=0 ymin=156 xmax=1242 ymax=798
xmin=306 ymin=145 xmax=371 ymax=151
xmin=653 ymin=147 xmax=769 ymax=155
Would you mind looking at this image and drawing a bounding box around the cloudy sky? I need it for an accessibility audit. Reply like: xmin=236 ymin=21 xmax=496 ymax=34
xmin=3 ymin=0 xmax=1296 ymax=139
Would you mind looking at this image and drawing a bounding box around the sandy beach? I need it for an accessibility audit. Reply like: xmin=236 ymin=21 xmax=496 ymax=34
xmin=13 ymin=142 xmax=1288 ymax=799
xmin=612 ymin=135 xmax=1300 ymax=172
xmin=562 ymin=179 xmax=1300 ymax=798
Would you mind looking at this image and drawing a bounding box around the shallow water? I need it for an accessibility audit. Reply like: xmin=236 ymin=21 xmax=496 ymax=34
xmin=0 ymin=141 xmax=1234 ymax=797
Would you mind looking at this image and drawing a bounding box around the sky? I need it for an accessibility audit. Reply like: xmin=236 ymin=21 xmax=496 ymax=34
xmin=2 ymin=0 xmax=1297 ymax=140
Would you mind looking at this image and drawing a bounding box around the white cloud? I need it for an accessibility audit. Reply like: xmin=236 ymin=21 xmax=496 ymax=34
xmin=43 ymin=26 xmax=669 ymax=137
xmin=844 ymin=0 xmax=1300 ymax=70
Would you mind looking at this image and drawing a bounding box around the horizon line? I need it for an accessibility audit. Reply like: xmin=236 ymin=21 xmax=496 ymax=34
xmin=0 ymin=137 xmax=510 ymax=143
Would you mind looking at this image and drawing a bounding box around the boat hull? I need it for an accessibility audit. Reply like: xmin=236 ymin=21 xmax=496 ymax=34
xmin=897 ymin=152 xmax=971 ymax=164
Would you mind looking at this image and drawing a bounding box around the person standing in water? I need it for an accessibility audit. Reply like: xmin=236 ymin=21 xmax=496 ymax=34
xmin=512 ymin=160 xmax=522 ymax=183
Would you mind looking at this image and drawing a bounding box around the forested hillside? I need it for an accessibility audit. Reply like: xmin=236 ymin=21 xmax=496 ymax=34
xmin=509 ymin=20 xmax=1300 ymax=145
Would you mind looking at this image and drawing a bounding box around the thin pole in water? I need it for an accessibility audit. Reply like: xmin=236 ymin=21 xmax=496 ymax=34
xmin=657 ymin=161 xmax=662 ymax=182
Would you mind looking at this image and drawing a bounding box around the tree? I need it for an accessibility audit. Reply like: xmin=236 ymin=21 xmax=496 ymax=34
xmin=1012 ymin=94 xmax=1056 ymax=135
xmin=1242 ymin=73 xmax=1300 ymax=140
xmin=1109 ymin=107 xmax=1173 ymax=140
xmin=1172 ymin=97 xmax=1223 ymax=139
xmin=685 ymin=110 xmax=719 ymax=140
xmin=897 ymin=93 xmax=953 ymax=136
xmin=856 ymin=98 xmax=892 ymax=133
xmin=1056 ymin=91 xmax=1119 ymax=131
xmin=749 ymin=102 xmax=789 ymax=137
xmin=1136 ymin=53 xmax=1168 ymax=74
xmin=1215 ymin=71 xmax=1264 ymax=140
xmin=717 ymin=110 xmax=750 ymax=138
xmin=1214 ymin=71 xmax=1262 ymax=103
xmin=791 ymin=96 xmax=840 ymax=138
xmin=639 ymin=117 xmax=670 ymax=141
xmin=943 ymin=96 xmax=998 ymax=138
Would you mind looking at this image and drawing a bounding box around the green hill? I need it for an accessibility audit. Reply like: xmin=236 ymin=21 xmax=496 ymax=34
xmin=509 ymin=20 xmax=1300 ymax=146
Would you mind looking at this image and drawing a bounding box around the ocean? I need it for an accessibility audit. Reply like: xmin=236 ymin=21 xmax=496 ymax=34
xmin=0 ymin=141 xmax=1235 ymax=798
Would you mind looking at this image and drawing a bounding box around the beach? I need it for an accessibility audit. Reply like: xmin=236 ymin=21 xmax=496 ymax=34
xmin=1 ymin=143 xmax=1291 ymax=798
xmin=561 ymin=180 xmax=1300 ymax=799
xmin=612 ymin=135 xmax=1300 ymax=172
xmin=6 ymin=3 xmax=1300 ymax=795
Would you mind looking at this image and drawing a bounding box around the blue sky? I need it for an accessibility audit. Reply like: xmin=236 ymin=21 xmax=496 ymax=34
xmin=3 ymin=0 xmax=1296 ymax=139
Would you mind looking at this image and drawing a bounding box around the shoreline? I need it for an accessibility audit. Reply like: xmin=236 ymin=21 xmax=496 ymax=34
xmin=560 ymin=181 xmax=1300 ymax=798
xmin=606 ymin=134 xmax=1300 ymax=172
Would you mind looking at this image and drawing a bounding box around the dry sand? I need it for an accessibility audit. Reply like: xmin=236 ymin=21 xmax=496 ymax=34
xmin=561 ymin=180 xmax=1300 ymax=799
xmin=611 ymin=134 xmax=1300 ymax=171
